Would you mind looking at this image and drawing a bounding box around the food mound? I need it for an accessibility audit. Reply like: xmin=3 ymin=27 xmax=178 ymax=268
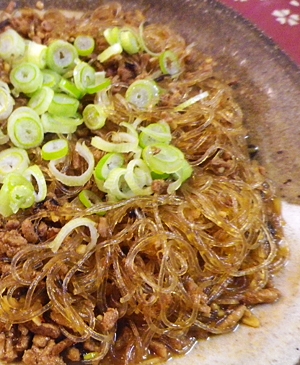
xmin=0 ymin=2 xmax=288 ymax=365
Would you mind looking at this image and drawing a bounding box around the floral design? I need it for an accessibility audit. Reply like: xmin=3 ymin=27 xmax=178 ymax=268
xmin=219 ymin=0 xmax=300 ymax=64
xmin=272 ymin=9 xmax=300 ymax=25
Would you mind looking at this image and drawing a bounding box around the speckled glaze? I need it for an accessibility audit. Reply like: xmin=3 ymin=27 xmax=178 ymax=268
xmin=1 ymin=1 xmax=300 ymax=364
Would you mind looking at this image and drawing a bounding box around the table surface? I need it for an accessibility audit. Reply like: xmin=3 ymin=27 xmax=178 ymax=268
xmin=218 ymin=0 xmax=300 ymax=66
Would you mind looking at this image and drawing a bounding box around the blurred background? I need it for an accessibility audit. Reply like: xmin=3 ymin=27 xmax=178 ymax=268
xmin=218 ymin=0 xmax=300 ymax=65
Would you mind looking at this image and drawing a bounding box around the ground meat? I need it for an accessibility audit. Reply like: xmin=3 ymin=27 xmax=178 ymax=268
xmin=98 ymin=308 xmax=119 ymax=332
xmin=0 ymin=333 xmax=18 ymax=363
xmin=0 ymin=263 xmax=12 ymax=276
xmin=21 ymin=219 xmax=39 ymax=244
xmin=0 ymin=325 xmax=31 ymax=363
xmin=66 ymin=347 xmax=81 ymax=362
xmin=37 ymin=221 xmax=48 ymax=240
xmin=216 ymin=305 xmax=246 ymax=332
xmin=243 ymin=288 xmax=281 ymax=305
xmin=5 ymin=219 xmax=20 ymax=230
xmin=151 ymin=179 xmax=168 ymax=194
xmin=25 ymin=321 xmax=61 ymax=339
xmin=15 ymin=325 xmax=31 ymax=353
xmin=83 ymin=338 xmax=103 ymax=353
xmin=0 ymin=230 xmax=28 ymax=257
xmin=4 ymin=1 xmax=16 ymax=14
xmin=22 ymin=337 xmax=67 ymax=365
xmin=148 ymin=340 xmax=168 ymax=359
xmin=32 ymin=335 xmax=50 ymax=348
xmin=98 ymin=217 xmax=110 ymax=238
xmin=52 ymin=339 xmax=74 ymax=356
xmin=117 ymin=62 xmax=136 ymax=83
xmin=50 ymin=311 xmax=73 ymax=330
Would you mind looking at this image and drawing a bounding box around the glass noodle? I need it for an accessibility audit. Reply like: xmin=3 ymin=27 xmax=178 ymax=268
xmin=0 ymin=2 xmax=288 ymax=365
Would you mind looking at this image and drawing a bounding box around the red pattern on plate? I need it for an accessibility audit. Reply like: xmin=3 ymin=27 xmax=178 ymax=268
xmin=218 ymin=0 xmax=300 ymax=65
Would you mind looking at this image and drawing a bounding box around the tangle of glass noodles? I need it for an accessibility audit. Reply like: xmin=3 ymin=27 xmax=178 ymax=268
xmin=0 ymin=3 xmax=288 ymax=364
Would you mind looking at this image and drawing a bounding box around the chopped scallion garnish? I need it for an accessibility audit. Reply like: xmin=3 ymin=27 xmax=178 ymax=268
xmin=83 ymin=104 xmax=107 ymax=130
xmin=48 ymin=92 xmax=80 ymax=117
xmin=46 ymin=39 xmax=78 ymax=74
xmin=41 ymin=139 xmax=69 ymax=161
xmin=27 ymin=86 xmax=54 ymax=115
xmin=142 ymin=143 xmax=186 ymax=175
xmin=74 ymin=35 xmax=95 ymax=57
xmin=0 ymin=29 xmax=26 ymax=63
xmin=174 ymin=91 xmax=209 ymax=111
xmin=0 ymin=87 xmax=15 ymax=120
xmin=120 ymin=28 xmax=140 ymax=55
xmin=94 ymin=152 xmax=125 ymax=180
xmin=0 ymin=147 xmax=30 ymax=183
xmin=7 ymin=107 xmax=44 ymax=149
xmin=24 ymin=164 xmax=47 ymax=202
xmin=10 ymin=62 xmax=43 ymax=94
xmin=26 ymin=41 xmax=48 ymax=69
xmin=159 ymin=50 xmax=181 ymax=76
xmin=97 ymin=43 xmax=123 ymax=63
xmin=49 ymin=142 xmax=95 ymax=187
xmin=125 ymin=79 xmax=160 ymax=109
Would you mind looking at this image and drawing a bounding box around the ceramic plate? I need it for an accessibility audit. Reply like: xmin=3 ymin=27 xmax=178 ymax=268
xmin=1 ymin=0 xmax=300 ymax=364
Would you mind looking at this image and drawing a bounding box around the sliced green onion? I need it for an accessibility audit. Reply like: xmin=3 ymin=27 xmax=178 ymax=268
xmin=48 ymin=217 xmax=99 ymax=253
xmin=74 ymin=35 xmax=95 ymax=57
xmin=49 ymin=142 xmax=94 ymax=186
xmin=94 ymin=152 xmax=124 ymax=180
xmin=46 ymin=40 xmax=78 ymax=74
xmin=97 ymin=43 xmax=123 ymax=63
xmin=0 ymin=87 xmax=14 ymax=120
xmin=0 ymin=172 xmax=35 ymax=216
xmin=41 ymin=139 xmax=69 ymax=160
xmin=0 ymin=147 xmax=30 ymax=183
xmin=103 ymin=167 xmax=134 ymax=200
xmin=83 ymin=104 xmax=107 ymax=130
xmin=103 ymin=27 xmax=120 ymax=45
xmin=7 ymin=107 xmax=44 ymax=149
xmin=0 ymin=29 xmax=26 ymax=63
xmin=116 ymin=121 xmax=139 ymax=143
xmin=42 ymin=69 xmax=61 ymax=90
xmin=151 ymin=171 xmax=170 ymax=180
xmin=91 ymin=122 xmax=139 ymax=153
xmin=0 ymin=81 xmax=11 ymax=94
xmin=86 ymin=73 xmax=111 ymax=94
xmin=125 ymin=79 xmax=160 ymax=109
xmin=24 ymin=164 xmax=47 ymax=202
xmin=138 ymin=22 xmax=162 ymax=57
xmin=10 ymin=62 xmax=43 ymax=94
xmin=73 ymin=61 xmax=95 ymax=92
xmin=167 ymin=159 xmax=193 ymax=194
xmin=0 ymin=183 xmax=14 ymax=217
xmin=174 ymin=91 xmax=209 ymax=111
xmin=120 ymin=29 xmax=140 ymax=55
xmin=58 ymin=78 xmax=83 ymax=99
xmin=124 ymin=158 xmax=152 ymax=196
xmin=27 ymin=86 xmax=54 ymax=115
xmin=26 ymin=41 xmax=47 ymax=69
xmin=48 ymin=92 xmax=79 ymax=117
xmin=79 ymin=190 xmax=101 ymax=209
xmin=139 ymin=122 xmax=172 ymax=148
xmin=91 ymin=135 xmax=138 ymax=154
xmin=9 ymin=182 xmax=35 ymax=213
xmin=0 ymin=129 xmax=9 ymax=145
xmin=142 ymin=143 xmax=185 ymax=175
xmin=159 ymin=50 xmax=181 ymax=76
xmin=41 ymin=113 xmax=82 ymax=134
